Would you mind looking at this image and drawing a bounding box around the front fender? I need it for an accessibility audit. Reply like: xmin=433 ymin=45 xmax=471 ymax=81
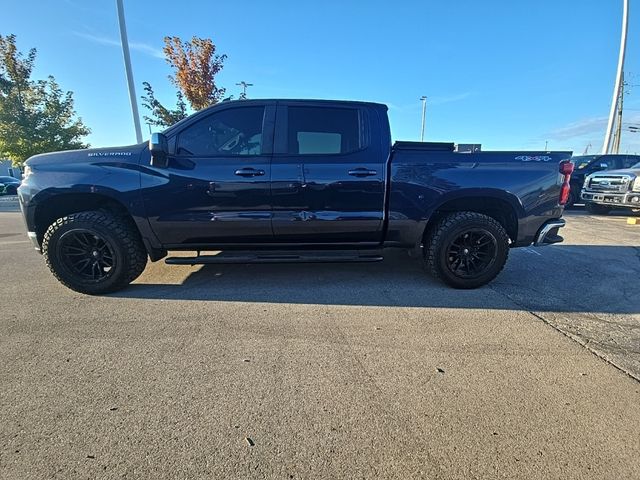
xmin=19 ymin=161 xmax=163 ymax=253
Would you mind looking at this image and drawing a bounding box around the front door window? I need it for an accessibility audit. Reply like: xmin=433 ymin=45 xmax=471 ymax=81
xmin=177 ymin=107 xmax=265 ymax=157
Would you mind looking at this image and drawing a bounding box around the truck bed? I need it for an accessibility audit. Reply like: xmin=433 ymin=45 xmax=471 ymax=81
xmin=385 ymin=143 xmax=572 ymax=248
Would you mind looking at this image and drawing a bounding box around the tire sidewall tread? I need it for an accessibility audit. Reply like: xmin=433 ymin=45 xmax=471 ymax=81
xmin=424 ymin=211 xmax=510 ymax=289
xmin=42 ymin=210 xmax=147 ymax=295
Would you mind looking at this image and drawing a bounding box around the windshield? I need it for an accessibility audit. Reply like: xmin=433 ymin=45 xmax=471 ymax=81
xmin=570 ymin=155 xmax=598 ymax=170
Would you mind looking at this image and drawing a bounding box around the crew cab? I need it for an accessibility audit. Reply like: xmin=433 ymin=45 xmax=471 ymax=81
xmin=18 ymin=99 xmax=573 ymax=294
xmin=581 ymin=161 xmax=640 ymax=214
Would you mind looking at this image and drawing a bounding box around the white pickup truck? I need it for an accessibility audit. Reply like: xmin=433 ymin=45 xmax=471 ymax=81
xmin=582 ymin=161 xmax=640 ymax=214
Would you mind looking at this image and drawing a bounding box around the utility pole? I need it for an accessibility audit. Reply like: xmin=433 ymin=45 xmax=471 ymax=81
xmin=583 ymin=143 xmax=592 ymax=155
xmin=116 ymin=0 xmax=143 ymax=143
xmin=544 ymin=140 xmax=548 ymax=151
xmin=236 ymin=81 xmax=253 ymax=100
xmin=420 ymin=96 xmax=427 ymax=142
xmin=602 ymin=0 xmax=629 ymax=154
xmin=613 ymin=72 xmax=626 ymax=154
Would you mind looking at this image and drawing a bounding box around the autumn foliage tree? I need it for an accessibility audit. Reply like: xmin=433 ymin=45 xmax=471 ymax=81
xmin=164 ymin=36 xmax=227 ymax=109
xmin=0 ymin=34 xmax=90 ymax=166
xmin=141 ymin=36 xmax=227 ymax=128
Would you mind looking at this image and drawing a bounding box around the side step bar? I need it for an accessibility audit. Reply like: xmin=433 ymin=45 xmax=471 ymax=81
xmin=165 ymin=250 xmax=384 ymax=265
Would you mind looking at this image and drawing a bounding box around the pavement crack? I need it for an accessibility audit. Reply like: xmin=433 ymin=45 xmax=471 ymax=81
xmin=487 ymin=283 xmax=640 ymax=384
xmin=527 ymin=310 xmax=640 ymax=384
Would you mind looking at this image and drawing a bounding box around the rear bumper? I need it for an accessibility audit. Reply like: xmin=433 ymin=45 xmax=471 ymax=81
xmin=581 ymin=190 xmax=640 ymax=207
xmin=534 ymin=219 xmax=565 ymax=247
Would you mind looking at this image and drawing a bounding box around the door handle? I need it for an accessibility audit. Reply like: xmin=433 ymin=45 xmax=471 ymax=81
xmin=348 ymin=168 xmax=377 ymax=177
xmin=234 ymin=168 xmax=265 ymax=177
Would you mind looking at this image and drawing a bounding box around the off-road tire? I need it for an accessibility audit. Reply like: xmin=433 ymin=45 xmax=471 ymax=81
xmin=585 ymin=202 xmax=611 ymax=215
xmin=424 ymin=212 xmax=510 ymax=289
xmin=42 ymin=210 xmax=147 ymax=294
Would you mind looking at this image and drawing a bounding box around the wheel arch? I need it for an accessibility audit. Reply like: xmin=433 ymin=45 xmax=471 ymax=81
xmin=423 ymin=210 xmax=511 ymax=289
xmin=420 ymin=191 xmax=522 ymax=246
xmin=32 ymin=192 xmax=164 ymax=261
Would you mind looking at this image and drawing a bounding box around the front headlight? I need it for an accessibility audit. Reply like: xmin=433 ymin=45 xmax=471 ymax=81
xmin=633 ymin=176 xmax=640 ymax=192
xmin=583 ymin=175 xmax=591 ymax=189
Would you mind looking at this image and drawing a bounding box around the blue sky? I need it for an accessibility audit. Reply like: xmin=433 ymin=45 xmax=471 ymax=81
xmin=4 ymin=0 xmax=640 ymax=154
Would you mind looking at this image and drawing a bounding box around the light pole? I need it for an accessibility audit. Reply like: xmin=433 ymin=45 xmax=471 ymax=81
xmin=602 ymin=0 xmax=629 ymax=154
xmin=420 ymin=96 xmax=427 ymax=142
xmin=236 ymin=81 xmax=254 ymax=100
xmin=116 ymin=0 xmax=143 ymax=143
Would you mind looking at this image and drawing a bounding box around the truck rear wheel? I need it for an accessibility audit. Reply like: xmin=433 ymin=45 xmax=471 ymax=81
xmin=585 ymin=202 xmax=611 ymax=215
xmin=424 ymin=212 xmax=509 ymax=289
xmin=42 ymin=210 xmax=147 ymax=295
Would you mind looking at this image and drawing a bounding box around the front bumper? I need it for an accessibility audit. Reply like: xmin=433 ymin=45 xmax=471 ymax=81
xmin=27 ymin=231 xmax=41 ymax=252
xmin=18 ymin=186 xmax=42 ymax=253
xmin=581 ymin=190 xmax=640 ymax=207
xmin=534 ymin=219 xmax=565 ymax=247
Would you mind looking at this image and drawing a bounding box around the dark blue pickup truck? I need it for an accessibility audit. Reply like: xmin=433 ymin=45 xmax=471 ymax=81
xmin=18 ymin=99 xmax=573 ymax=294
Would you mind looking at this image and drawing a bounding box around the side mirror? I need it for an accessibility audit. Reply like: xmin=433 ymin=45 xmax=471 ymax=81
xmin=149 ymin=133 xmax=169 ymax=168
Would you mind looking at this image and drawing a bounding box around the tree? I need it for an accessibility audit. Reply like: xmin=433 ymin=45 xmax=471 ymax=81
xmin=164 ymin=36 xmax=227 ymax=110
xmin=140 ymin=81 xmax=187 ymax=128
xmin=0 ymin=34 xmax=90 ymax=166
xmin=141 ymin=36 xmax=227 ymax=128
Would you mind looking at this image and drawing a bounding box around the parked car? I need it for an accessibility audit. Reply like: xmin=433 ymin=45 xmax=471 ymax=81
xmin=568 ymin=154 xmax=640 ymax=207
xmin=0 ymin=176 xmax=21 ymax=195
xmin=581 ymin=161 xmax=640 ymax=214
xmin=18 ymin=99 xmax=573 ymax=294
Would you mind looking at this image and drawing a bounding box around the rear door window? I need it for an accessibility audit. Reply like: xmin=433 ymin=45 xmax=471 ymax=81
xmin=287 ymin=107 xmax=361 ymax=155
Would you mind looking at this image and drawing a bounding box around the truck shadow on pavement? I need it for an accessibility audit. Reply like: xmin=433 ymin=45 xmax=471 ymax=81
xmin=111 ymin=245 xmax=640 ymax=315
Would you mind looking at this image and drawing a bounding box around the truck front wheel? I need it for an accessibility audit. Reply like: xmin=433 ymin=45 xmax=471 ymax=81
xmin=424 ymin=212 xmax=509 ymax=289
xmin=42 ymin=210 xmax=148 ymax=295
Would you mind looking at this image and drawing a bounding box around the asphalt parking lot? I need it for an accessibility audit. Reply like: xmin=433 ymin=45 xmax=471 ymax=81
xmin=1 ymin=200 xmax=639 ymax=479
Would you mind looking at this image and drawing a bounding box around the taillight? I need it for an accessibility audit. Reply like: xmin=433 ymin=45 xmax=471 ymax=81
xmin=559 ymin=161 xmax=574 ymax=205
xmin=560 ymin=161 xmax=574 ymax=176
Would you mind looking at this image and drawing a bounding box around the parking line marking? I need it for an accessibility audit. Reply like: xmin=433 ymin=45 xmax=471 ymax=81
xmin=0 ymin=240 xmax=31 ymax=245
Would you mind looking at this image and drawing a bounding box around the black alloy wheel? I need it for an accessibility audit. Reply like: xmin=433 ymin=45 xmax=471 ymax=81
xmin=57 ymin=229 xmax=116 ymax=282
xmin=42 ymin=210 xmax=147 ymax=294
xmin=445 ymin=229 xmax=498 ymax=279
xmin=424 ymin=211 xmax=510 ymax=289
